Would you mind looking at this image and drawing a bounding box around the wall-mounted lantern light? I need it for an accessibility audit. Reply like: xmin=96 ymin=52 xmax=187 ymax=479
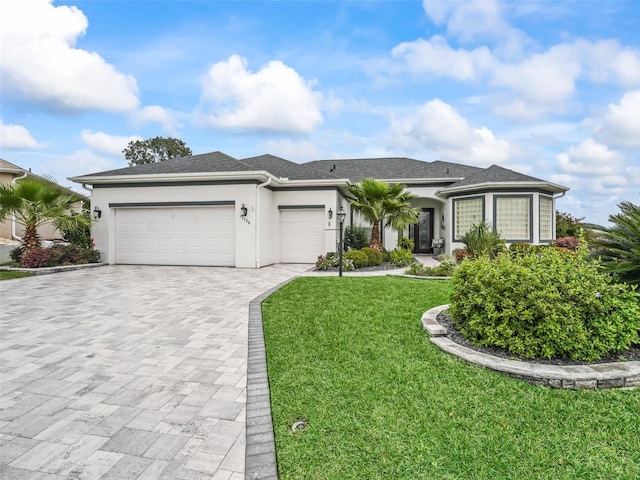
xmin=240 ymin=204 xmax=248 ymax=217
xmin=328 ymin=208 xmax=333 ymax=220
xmin=93 ymin=206 xmax=102 ymax=219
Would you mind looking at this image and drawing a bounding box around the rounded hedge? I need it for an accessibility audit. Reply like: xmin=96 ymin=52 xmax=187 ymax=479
xmin=344 ymin=250 xmax=369 ymax=269
xmin=449 ymin=248 xmax=640 ymax=361
xmin=361 ymin=247 xmax=383 ymax=266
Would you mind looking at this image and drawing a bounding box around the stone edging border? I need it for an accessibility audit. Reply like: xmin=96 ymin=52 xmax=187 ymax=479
xmin=0 ymin=263 xmax=107 ymax=275
xmin=423 ymin=304 xmax=640 ymax=389
xmin=246 ymin=278 xmax=297 ymax=480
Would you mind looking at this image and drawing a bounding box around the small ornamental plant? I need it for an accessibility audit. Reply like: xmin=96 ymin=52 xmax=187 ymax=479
xmin=20 ymin=247 xmax=53 ymax=268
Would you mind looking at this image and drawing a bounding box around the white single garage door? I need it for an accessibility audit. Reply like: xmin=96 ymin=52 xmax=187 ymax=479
xmin=280 ymin=208 xmax=325 ymax=263
xmin=115 ymin=206 xmax=235 ymax=266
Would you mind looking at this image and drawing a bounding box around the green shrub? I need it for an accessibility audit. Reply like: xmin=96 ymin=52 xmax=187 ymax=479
xmin=450 ymin=249 xmax=640 ymax=361
xmin=315 ymin=252 xmax=355 ymax=271
xmin=381 ymin=248 xmax=391 ymax=263
xmin=9 ymin=246 xmax=23 ymax=263
xmin=344 ymin=225 xmax=368 ymax=251
xmin=20 ymin=247 xmax=53 ymax=268
xmin=405 ymin=260 xmax=457 ymax=277
xmin=361 ymin=246 xmax=383 ymax=266
xmin=460 ymin=222 xmax=505 ymax=258
xmin=344 ymin=250 xmax=369 ymax=269
xmin=509 ymin=242 xmax=546 ymax=257
xmin=62 ymin=212 xmax=93 ymax=249
xmin=390 ymin=249 xmax=413 ymax=267
xmin=397 ymin=237 xmax=414 ymax=251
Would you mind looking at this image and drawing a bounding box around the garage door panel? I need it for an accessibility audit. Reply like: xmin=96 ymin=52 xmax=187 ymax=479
xmin=115 ymin=206 xmax=235 ymax=266
xmin=280 ymin=209 xmax=325 ymax=263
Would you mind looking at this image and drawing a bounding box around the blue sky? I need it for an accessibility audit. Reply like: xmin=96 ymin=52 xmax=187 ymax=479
xmin=1 ymin=0 xmax=639 ymax=226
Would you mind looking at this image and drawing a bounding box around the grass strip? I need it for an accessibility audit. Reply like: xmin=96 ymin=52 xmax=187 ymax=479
xmin=263 ymin=276 xmax=640 ymax=480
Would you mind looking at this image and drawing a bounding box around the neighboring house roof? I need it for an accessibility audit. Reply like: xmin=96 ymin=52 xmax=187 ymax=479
xmin=0 ymin=158 xmax=27 ymax=175
xmin=70 ymin=151 xmax=568 ymax=194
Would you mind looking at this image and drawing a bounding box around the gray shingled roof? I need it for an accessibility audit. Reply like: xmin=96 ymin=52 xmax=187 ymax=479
xmin=240 ymin=154 xmax=339 ymax=181
xmin=80 ymin=151 xmax=251 ymax=177
xmin=442 ymin=165 xmax=548 ymax=190
xmin=75 ymin=151 xmax=564 ymax=193
xmin=305 ymin=157 xmax=483 ymax=182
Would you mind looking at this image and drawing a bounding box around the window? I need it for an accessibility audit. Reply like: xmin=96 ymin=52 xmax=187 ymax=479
xmin=539 ymin=196 xmax=553 ymax=241
xmin=453 ymin=196 xmax=484 ymax=240
xmin=494 ymin=195 xmax=532 ymax=241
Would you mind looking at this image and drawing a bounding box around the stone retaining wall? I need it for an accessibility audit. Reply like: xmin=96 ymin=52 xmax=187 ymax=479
xmin=422 ymin=305 xmax=640 ymax=389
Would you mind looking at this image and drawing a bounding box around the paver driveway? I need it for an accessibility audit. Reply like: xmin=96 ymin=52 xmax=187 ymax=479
xmin=0 ymin=264 xmax=310 ymax=480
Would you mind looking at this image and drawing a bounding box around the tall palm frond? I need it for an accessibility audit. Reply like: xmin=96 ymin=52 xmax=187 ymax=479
xmin=587 ymin=199 xmax=640 ymax=285
xmin=0 ymin=177 xmax=90 ymax=252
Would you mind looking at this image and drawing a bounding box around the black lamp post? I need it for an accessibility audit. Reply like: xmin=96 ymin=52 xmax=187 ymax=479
xmin=337 ymin=206 xmax=346 ymax=277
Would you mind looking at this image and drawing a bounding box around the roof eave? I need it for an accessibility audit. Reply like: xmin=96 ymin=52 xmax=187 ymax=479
xmin=69 ymin=170 xmax=277 ymax=185
xmin=436 ymin=181 xmax=569 ymax=197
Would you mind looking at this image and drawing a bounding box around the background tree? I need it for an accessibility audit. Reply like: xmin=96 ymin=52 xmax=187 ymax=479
xmin=0 ymin=177 xmax=90 ymax=253
xmin=123 ymin=136 xmax=192 ymax=166
xmin=556 ymin=210 xmax=585 ymax=238
xmin=588 ymin=198 xmax=640 ymax=285
xmin=346 ymin=178 xmax=419 ymax=250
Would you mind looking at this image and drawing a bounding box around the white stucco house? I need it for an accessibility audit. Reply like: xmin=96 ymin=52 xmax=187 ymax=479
xmin=70 ymin=152 xmax=568 ymax=267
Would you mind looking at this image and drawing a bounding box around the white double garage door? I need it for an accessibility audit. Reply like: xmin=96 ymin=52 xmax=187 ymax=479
xmin=114 ymin=204 xmax=325 ymax=266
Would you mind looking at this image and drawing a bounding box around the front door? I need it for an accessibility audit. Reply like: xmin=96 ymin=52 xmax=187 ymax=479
xmin=413 ymin=208 xmax=434 ymax=253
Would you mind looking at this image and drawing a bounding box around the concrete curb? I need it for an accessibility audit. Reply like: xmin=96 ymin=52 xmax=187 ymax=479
xmin=422 ymin=305 xmax=640 ymax=389
xmin=246 ymin=278 xmax=298 ymax=480
xmin=0 ymin=262 xmax=107 ymax=275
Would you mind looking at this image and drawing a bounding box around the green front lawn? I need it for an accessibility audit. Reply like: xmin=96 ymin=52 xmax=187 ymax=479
xmin=262 ymin=277 xmax=640 ymax=480
xmin=0 ymin=271 xmax=33 ymax=280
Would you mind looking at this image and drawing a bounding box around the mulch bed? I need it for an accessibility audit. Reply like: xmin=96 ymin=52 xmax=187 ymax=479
xmin=437 ymin=311 xmax=640 ymax=366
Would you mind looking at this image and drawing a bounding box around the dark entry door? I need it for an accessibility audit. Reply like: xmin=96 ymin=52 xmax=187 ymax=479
xmin=413 ymin=208 xmax=434 ymax=253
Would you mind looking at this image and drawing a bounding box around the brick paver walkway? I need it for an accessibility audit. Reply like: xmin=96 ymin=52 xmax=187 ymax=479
xmin=0 ymin=264 xmax=309 ymax=480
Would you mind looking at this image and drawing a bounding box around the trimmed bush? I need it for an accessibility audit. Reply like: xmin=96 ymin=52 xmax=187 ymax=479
xmin=344 ymin=250 xmax=369 ymax=269
xmin=509 ymin=242 xmax=546 ymax=257
xmin=390 ymin=249 xmax=413 ymax=267
xmin=361 ymin=246 xmax=383 ymax=266
xmin=450 ymin=249 xmax=640 ymax=361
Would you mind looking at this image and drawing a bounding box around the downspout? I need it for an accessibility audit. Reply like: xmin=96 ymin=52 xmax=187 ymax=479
xmin=254 ymin=177 xmax=272 ymax=268
xmin=552 ymin=191 xmax=566 ymax=240
xmin=81 ymin=183 xmax=93 ymax=193
xmin=10 ymin=170 xmax=29 ymax=241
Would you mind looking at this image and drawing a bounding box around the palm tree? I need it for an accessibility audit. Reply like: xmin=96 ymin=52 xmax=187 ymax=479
xmin=0 ymin=177 xmax=90 ymax=253
xmin=346 ymin=178 xmax=419 ymax=250
xmin=588 ymin=198 xmax=640 ymax=285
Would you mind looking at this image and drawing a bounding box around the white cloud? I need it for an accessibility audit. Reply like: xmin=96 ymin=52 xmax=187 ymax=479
xmin=581 ymin=39 xmax=640 ymax=88
xmin=0 ymin=0 xmax=139 ymax=112
xmin=391 ymin=36 xmax=493 ymax=81
xmin=593 ymin=91 xmax=640 ymax=147
xmin=390 ymin=99 xmax=511 ymax=166
xmin=492 ymin=44 xmax=581 ymax=105
xmin=130 ymin=106 xmax=182 ymax=136
xmin=80 ymin=130 xmax=142 ymax=156
xmin=0 ymin=119 xmax=40 ymax=149
xmin=40 ymin=150 xmax=119 ymax=190
xmin=422 ymin=0 xmax=529 ymax=56
xmin=557 ymin=139 xmax=625 ymax=176
xmin=260 ymin=139 xmax=320 ymax=162
xmin=199 ymin=55 xmax=324 ymax=133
